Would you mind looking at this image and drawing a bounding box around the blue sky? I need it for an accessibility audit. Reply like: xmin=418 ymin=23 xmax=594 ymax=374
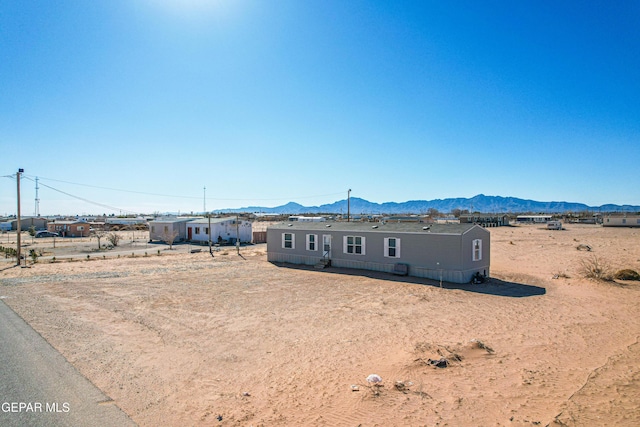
xmin=1 ymin=0 xmax=639 ymax=215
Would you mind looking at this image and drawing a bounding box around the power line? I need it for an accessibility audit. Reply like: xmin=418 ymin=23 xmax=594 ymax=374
xmin=4 ymin=174 xmax=348 ymax=215
xmin=22 ymin=176 xmax=139 ymax=215
xmin=19 ymin=174 xmax=346 ymax=202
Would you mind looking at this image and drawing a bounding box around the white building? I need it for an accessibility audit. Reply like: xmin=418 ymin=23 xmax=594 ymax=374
xmin=288 ymin=216 xmax=327 ymax=222
xmin=186 ymin=217 xmax=252 ymax=244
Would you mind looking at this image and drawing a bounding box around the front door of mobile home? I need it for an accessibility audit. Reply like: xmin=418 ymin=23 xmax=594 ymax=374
xmin=323 ymin=234 xmax=332 ymax=260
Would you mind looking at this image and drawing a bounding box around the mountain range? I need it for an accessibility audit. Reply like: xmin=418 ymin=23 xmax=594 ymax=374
xmin=219 ymin=194 xmax=639 ymax=215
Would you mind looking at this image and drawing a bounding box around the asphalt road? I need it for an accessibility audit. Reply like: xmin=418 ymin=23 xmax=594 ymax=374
xmin=0 ymin=299 xmax=136 ymax=427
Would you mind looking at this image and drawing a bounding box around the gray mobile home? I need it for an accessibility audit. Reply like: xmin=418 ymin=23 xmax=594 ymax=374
xmin=267 ymin=222 xmax=490 ymax=284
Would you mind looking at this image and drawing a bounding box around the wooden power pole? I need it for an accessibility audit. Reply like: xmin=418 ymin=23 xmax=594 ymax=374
xmin=16 ymin=169 xmax=23 ymax=266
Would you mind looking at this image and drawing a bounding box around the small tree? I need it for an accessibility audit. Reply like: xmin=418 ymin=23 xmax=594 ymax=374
xmin=106 ymin=232 xmax=120 ymax=247
xmin=427 ymin=208 xmax=440 ymax=218
xmin=91 ymin=230 xmax=107 ymax=249
xmin=161 ymin=229 xmax=180 ymax=250
xmin=28 ymin=226 xmax=37 ymax=237
xmin=29 ymin=249 xmax=39 ymax=263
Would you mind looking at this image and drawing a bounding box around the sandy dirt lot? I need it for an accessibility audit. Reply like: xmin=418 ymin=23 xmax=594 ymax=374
xmin=1 ymin=224 xmax=639 ymax=426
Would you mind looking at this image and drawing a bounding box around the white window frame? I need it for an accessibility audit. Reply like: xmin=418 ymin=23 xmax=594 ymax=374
xmin=282 ymin=233 xmax=295 ymax=249
xmin=384 ymin=237 xmax=401 ymax=258
xmin=472 ymin=239 xmax=482 ymax=261
xmin=343 ymin=235 xmax=366 ymax=255
xmin=306 ymin=234 xmax=318 ymax=251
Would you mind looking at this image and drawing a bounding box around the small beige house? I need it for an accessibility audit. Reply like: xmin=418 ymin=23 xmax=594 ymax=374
xmin=148 ymin=218 xmax=194 ymax=242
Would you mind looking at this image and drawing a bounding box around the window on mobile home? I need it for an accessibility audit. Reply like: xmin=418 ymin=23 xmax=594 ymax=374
xmin=384 ymin=237 xmax=401 ymax=258
xmin=472 ymin=239 xmax=482 ymax=261
xmin=344 ymin=236 xmax=365 ymax=255
xmin=282 ymin=233 xmax=294 ymax=249
xmin=306 ymin=234 xmax=317 ymax=251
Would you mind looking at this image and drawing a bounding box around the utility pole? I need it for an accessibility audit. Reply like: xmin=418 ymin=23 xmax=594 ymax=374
xmin=347 ymin=189 xmax=351 ymax=222
xmin=203 ymin=186 xmax=206 ymax=213
xmin=208 ymin=213 xmax=213 ymax=257
xmin=35 ymin=176 xmax=40 ymax=217
xmin=16 ymin=169 xmax=23 ymax=266
xmin=236 ymin=214 xmax=240 ymax=255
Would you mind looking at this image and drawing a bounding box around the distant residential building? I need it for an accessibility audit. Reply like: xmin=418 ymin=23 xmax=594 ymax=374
xmin=288 ymin=216 xmax=327 ymax=222
xmin=10 ymin=217 xmax=48 ymax=231
xmin=434 ymin=216 xmax=460 ymax=224
xmin=48 ymin=220 xmax=90 ymax=237
xmin=603 ymin=215 xmax=640 ymax=228
xmin=459 ymin=214 xmax=509 ymax=227
xmin=381 ymin=216 xmax=428 ymax=223
xmin=516 ymin=215 xmax=552 ymax=224
xmin=105 ymin=217 xmax=148 ymax=226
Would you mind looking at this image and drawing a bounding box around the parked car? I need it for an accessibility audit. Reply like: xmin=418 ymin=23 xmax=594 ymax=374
xmin=35 ymin=231 xmax=59 ymax=238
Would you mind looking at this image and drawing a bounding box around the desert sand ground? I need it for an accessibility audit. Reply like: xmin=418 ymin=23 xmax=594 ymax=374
xmin=1 ymin=223 xmax=639 ymax=426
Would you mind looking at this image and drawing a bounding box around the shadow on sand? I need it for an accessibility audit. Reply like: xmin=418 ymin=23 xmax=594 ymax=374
xmin=271 ymin=262 xmax=546 ymax=298
xmin=0 ymin=264 xmax=20 ymax=273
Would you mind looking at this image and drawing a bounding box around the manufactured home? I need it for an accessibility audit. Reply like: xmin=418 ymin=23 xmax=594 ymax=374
xmin=267 ymin=222 xmax=490 ymax=284
xmin=603 ymin=215 xmax=640 ymax=228
xmin=516 ymin=215 xmax=552 ymax=224
xmin=288 ymin=216 xmax=327 ymax=222
xmin=459 ymin=214 xmax=510 ymax=227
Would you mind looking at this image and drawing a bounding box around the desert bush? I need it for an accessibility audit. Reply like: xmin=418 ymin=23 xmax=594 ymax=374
xmin=106 ymin=232 xmax=120 ymax=247
xmin=2 ymin=246 xmax=17 ymax=260
xmin=579 ymin=255 xmax=613 ymax=281
xmin=614 ymin=269 xmax=640 ymax=281
xmin=29 ymin=249 xmax=38 ymax=263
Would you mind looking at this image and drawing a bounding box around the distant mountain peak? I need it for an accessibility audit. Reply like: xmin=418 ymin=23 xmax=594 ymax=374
xmin=219 ymin=195 xmax=638 ymax=215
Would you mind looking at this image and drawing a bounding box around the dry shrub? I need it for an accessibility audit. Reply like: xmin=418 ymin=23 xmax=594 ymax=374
xmin=579 ymin=255 xmax=613 ymax=281
xmin=614 ymin=269 xmax=640 ymax=281
xmin=553 ymin=271 xmax=570 ymax=279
